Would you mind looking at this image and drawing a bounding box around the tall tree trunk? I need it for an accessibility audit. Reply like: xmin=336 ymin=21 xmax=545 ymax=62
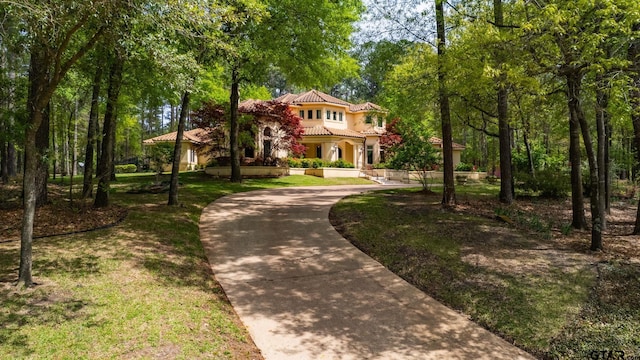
xmin=568 ymin=72 xmax=603 ymax=250
xmin=595 ymin=75 xmax=609 ymax=228
xmin=436 ymin=0 xmax=455 ymax=206
xmin=168 ymin=91 xmax=190 ymax=205
xmin=83 ymin=66 xmax=102 ymax=199
xmin=1 ymin=138 xmax=7 ymax=185
xmin=95 ymin=49 xmax=124 ymax=208
xmin=35 ymin=103 xmax=50 ymax=207
xmin=7 ymin=142 xmax=16 ymax=178
xmin=629 ymin=23 xmax=640 ymax=234
xmin=230 ymin=67 xmax=242 ymax=183
xmin=494 ymin=0 xmax=513 ymax=204
xmin=568 ymin=82 xmax=587 ymax=230
xmin=19 ymin=47 xmax=51 ymax=287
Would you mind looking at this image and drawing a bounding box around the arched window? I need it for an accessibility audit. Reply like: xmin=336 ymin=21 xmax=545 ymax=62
xmin=263 ymin=127 xmax=272 ymax=137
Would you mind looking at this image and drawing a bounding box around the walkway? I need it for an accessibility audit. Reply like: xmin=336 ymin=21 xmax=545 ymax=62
xmin=199 ymin=185 xmax=534 ymax=360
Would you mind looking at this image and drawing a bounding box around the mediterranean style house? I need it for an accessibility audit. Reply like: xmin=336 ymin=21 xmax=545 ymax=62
xmin=143 ymin=89 xmax=465 ymax=170
xmin=265 ymin=89 xmax=387 ymax=169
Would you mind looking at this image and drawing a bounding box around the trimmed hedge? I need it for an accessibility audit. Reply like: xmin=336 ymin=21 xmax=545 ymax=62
xmin=115 ymin=164 xmax=137 ymax=173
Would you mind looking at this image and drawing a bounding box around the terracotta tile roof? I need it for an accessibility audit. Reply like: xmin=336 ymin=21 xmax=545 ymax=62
xmin=361 ymin=128 xmax=385 ymax=136
xmin=238 ymin=99 xmax=263 ymax=113
xmin=275 ymin=90 xmax=354 ymax=107
xmin=349 ymin=102 xmax=383 ymax=112
xmin=429 ymin=136 xmax=466 ymax=149
xmin=143 ymin=128 xmax=209 ymax=145
xmin=302 ymin=125 xmax=366 ymax=139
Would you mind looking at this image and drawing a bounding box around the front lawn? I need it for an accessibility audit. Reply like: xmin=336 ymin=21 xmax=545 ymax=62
xmin=0 ymin=172 xmax=372 ymax=359
xmin=330 ymin=187 xmax=640 ymax=359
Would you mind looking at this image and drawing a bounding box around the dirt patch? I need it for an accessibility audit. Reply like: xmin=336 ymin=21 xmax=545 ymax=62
xmin=0 ymin=184 xmax=127 ymax=242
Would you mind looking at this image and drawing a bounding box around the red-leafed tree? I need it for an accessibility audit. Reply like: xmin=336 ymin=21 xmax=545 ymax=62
xmin=247 ymin=101 xmax=306 ymax=160
xmin=380 ymin=117 xmax=403 ymax=161
xmin=191 ymin=100 xmax=305 ymax=166
xmin=191 ymin=101 xmax=229 ymax=161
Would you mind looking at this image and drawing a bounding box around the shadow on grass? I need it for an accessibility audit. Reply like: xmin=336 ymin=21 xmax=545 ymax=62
xmin=0 ymin=283 xmax=103 ymax=358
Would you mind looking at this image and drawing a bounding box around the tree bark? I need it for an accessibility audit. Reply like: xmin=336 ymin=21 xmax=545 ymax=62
xmin=168 ymin=91 xmax=190 ymax=205
xmin=83 ymin=66 xmax=102 ymax=199
xmin=35 ymin=103 xmax=50 ymax=207
xmin=568 ymin=83 xmax=587 ymax=230
xmin=19 ymin=47 xmax=51 ymax=287
xmin=230 ymin=67 xmax=242 ymax=183
xmin=567 ymin=72 xmax=603 ymax=250
xmin=494 ymin=0 xmax=513 ymax=204
xmin=595 ymin=75 xmax=609 ymax=228
xmin=436 ymin=0 xmax=455 ymax=206
xmin=629 ymin=23 xmax=640 ymax=234
xmin=95 ymin=49 xmax=124 ymax=208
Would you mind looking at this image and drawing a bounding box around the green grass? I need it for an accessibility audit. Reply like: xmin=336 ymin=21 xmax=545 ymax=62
xmin=330 ymin=187 xmax=639 ymax=359
xmin=0 ymin=172 xmax=373 ymax=359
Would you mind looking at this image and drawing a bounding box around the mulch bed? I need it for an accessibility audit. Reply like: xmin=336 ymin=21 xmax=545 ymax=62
xmin=1 ymin=184 xmax=127 ymax=242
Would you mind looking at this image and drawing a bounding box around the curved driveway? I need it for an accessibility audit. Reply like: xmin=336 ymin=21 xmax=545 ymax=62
xmin=199 ymin=185 xmax=534 ymax=360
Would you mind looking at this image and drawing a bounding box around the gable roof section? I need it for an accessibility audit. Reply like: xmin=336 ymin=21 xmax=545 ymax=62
xmin=143 ymin=128 xmax=209 ymax=145
xmin=275 ymin=89 xmax=353 ymax=107
xmin=349 ymin=102 xmax=383 ymax=112
xmin=273 ymin=90 xmax=386 ymax=115
xmin=428 ymin=136 xmax=466 ymax=150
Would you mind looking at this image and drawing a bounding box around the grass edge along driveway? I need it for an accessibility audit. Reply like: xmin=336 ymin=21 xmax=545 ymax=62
xmin=0 ymin=172 xmax=371 ymax=359
xmin=330 ymin=187 xmax=640 ymax=360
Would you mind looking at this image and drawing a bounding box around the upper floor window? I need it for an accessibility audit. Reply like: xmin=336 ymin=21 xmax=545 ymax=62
xmin=339 ymin=112 xmax=343 ymax=121
xmin=333 ymin=111 xmax=337 ymax=120
xmin=377 ymin=118 xmax=383 ymax=127
xmin=299 ymin=110 xmax=304 ymax=119
xmin=317 ymin=110 xmax=321 ymax=119
xmin=326 ymin=110 xmax=331 ymax=119
xmin=365 ymin=115 xmax=373 ymax=124
xmin=308 ymin=110 xmax=313 ymax=119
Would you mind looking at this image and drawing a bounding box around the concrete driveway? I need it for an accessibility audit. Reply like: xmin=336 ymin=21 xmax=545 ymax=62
xmin=199 ymin=185 xmax=534 ymax=360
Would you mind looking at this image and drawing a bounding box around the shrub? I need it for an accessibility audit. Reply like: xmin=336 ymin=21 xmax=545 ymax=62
xmin=455 ymin=162 xmax=474 ymax=171
xmin=311 ymin=158 xmax=325 ymax=169
xmin=515 ymin=170 xmax=570 ymax=199
xmin=287 ymin=157 xmax=302 ymax=168
xmin=373 ymin=162 xmax=389 ymax=169
xmin=115 ymin=164 xmax=137 ymax=173
xmin=329 ymin=159 xmax=355 ymax=168
xmin=300 ymin=159 xmax=311 ymax=168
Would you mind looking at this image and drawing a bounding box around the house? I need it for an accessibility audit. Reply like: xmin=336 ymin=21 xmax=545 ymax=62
xmin=142 ymin=128 xmax=211 ymax=171
xmin=261 ymin=90 xmax=387 ymax=169
xmin=143 ymin=89 xmax=465 ymax=170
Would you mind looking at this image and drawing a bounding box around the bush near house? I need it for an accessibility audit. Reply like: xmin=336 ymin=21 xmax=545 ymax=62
xmin=455 ymin=162 xmax=474 ymax=171
xmin=115 ymin=164 xmax=137 ymax=173
xmin=287 ymin=157 xmax=355 ymax=169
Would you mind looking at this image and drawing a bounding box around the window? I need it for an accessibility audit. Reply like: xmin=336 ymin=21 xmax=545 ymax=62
xmin=333 ymin=111 xmax=337 ymax=120
xmin=308 ymin=110 xmax=313 ymax=119
xmin=245 ymin=147 xmax=255 ymax=158
xmin=338 ymin=147 xmax=343 ymax=159
xmin=339 ymin=112 xmax=343 ymax=121
xmin=316 ymin=145 xmax=322 ymax=159
xmin=326 ymin=110 xmax=331 ymax=119
xmin=263 ymin=140 xmax=272 ymax=158
xmin=189 ymin=149 xmax=196 ymax=163
xmin=299 ymin=110 xmax=304 ymax=119
xmin=377 ymin=117 xmax=383 ymax=127
xmin=365 ymin=115 xmax=372 ymax=124
xmin=263 ymin=127 xmax=272 ymax=137
xmin=316 ymin=110 xmax=322 ymax=119
xmin=367 ymin=145 xmax=374 ymax=164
